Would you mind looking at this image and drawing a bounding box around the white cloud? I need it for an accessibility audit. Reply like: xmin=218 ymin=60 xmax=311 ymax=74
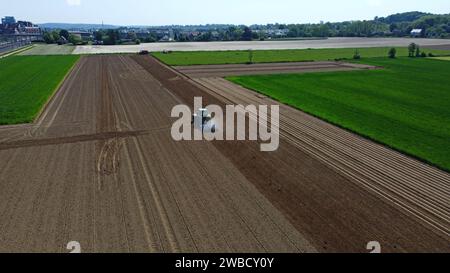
xmin=66 ymin=0 xmax=81 ymax=6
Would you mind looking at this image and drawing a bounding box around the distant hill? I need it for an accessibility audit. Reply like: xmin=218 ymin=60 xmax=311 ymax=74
xmin=39 ymin=23 xmax=120 ymax=30
xmin=376 ymin=11 xmax=431 ymax=24
xmin=374 ymin=11 xmax=450 ymax=38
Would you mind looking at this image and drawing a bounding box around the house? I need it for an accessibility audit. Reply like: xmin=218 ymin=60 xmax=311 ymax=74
xmin=68 ymin=31 xmax=93 ymax=40
xmin=1 ymin=16 xmax=16 ymax=25
xmin=411 ymin=29 xmax=422 ymax=37
xmin=0 ymin=17 xmax=42 ymax=41
xmin=24 ymin=27 xmax=41 ymax=35
xmin=262 ymin=28 xmax=289 ymax=38
xmin=159 ymin=35 xmax=173 ymax=42
xmin=57 ymin=36 xmax=68 ymax=45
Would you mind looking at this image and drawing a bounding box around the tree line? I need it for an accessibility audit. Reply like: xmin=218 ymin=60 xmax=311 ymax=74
xmin=43 ymin=29 xmax=85 ymax=45
xmin=282 ymin=12 xmax=450 ymax=38
xmin=173 ymin=12 xmax=450 ymax=41
xmin=42 ymin=11 xmax=450 ymax=45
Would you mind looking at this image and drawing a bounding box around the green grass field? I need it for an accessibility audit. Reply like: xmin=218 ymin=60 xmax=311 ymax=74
xmin=153 ymin=47 xmax=450 ymax=66
xmin=227 ymin=58 xmax=450 ymax=171
xmin=0 ymin=55 xmax=79 ymax=125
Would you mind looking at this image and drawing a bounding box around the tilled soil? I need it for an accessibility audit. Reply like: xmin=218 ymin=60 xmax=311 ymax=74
xmin=0 ymin=55 xmax=448 ymax=253
xmin=132 ymin=55 xmax=450 ymax=252
xmin=0 ymin=55 xmax=314 ymax=253
xmin=196 ymin=77 xmax=450 ymax=234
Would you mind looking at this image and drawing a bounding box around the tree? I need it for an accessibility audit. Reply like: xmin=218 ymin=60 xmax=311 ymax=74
xmin=378 ymin=11 xmax=429 ymax=24
xmin=389 ymin=23 xmax=398 ymax=32
xmin=408 ymin=43 xmax=417 ymax=57
xmin=415 ymin=45 xmax=421 ymax=57
xmin=144 ymin=33 xmax=157 ymax=43
xmin=196 ymin=31 xmax=212 ymax=41
xmin=104 ymin=29 xmax=119 ymax=45
xmin=241 ymin=27 xmax=253 ymax=41
xmin=127 ymin=31 xmax=137 ymax=41
xmin=94 ymin=30 xmax=104 ymax=42
xmin=388 ymin=48 xmax=397 ymax=58
xmin=353 ymin=49 xmax=361 ymax=59
xmin=226 ymin=26 xmax=243 ymax=41
xmin=68 ymin=34 xmax=81 ymax=45
xmin=251 ymin=31 xmax=260 ymax=40
xmin=43 ymin=31 xmax=55 ymax=44
xmin=59 ymin=29 xmax=70 ymax=40
xmin=247 ymin=49 xmax=254 ymax=64
xmin=312 ymin=24 xmax=330 ymax=37
xmin=51 ymin=30 xmax=61 ymax=41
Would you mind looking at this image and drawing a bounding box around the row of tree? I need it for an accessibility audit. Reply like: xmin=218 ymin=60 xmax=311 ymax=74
xmin=281 ymin=12 xmax=450 ymax=38
xmin=169 ymin=12 xmax=450 ymax=42
xmin=43 ymin=29 xmax=83 ymax=45
xmin=349 ymin=44 xmax=433 ymax=60
xmin=42 ymin=12 xmax=450 ymax=45
xmin=44 ymin=29 xmax=131 ymax=45
xmin=93 ymin=29 xmax=121 ymax=45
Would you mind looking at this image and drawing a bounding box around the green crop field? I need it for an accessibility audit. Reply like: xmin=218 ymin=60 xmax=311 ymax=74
xmin=227 ymin=58 xmax=450 ymax=171
xmin=0 ymin=55 xmax=79 ymax=125
xmin=153 ymin=47 xmax=450 ymax=66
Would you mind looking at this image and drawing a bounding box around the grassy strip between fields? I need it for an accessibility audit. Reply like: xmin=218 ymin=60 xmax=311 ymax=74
xmin=0 ymin=55 xmax=80 ymax=125
xmin=430 ymin=56 xmax=450 ymax=61
xmin=153 ymin=47 xmax=450 ymax=66
xmin=0 ymin=45 xmax=35 ymax=58
xmin=227 ymin=57 xmax=450 ymax=172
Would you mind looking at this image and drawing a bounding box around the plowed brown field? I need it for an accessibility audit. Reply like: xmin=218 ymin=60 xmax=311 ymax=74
xmin=0 ymin=55 xmax=448 ymax=253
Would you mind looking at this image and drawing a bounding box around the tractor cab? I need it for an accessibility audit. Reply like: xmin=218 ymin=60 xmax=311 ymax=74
xmin=192 ymin=108 xmax=216 ymax=133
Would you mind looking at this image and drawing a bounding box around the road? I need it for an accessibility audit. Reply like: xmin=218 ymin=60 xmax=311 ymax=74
xmin=73 ymin=37 xmax=450 ymax=54
xmin=0 ymin=55 xmax=448 ymax=253
xmin=174 ymin=61 xmax=378 ymax=77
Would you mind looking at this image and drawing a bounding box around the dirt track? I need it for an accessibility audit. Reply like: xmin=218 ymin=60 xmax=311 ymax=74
xmin=423 ymin=44 xmax=450 ymax=51
xmin=174 ymin=62 xmax=378 ymax=78
xmin=73 ymin=37 xmax=450 ymax=54
xmin=0 ymin=55 xmax=449 ymax=253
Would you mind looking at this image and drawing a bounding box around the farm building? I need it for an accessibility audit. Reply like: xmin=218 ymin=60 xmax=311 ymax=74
xmin=411 ymin=29 xmax=423 ymax=37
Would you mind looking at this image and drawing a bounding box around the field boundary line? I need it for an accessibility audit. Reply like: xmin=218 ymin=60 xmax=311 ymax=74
xmin=0 ymin=45 xmax=35 ymax=58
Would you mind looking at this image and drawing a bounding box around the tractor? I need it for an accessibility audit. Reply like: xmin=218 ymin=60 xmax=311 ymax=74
xmin=192 ymin=108 xmax=216 ymax=134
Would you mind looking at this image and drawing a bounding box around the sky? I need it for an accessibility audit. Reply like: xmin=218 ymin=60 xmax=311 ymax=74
xmin=1 ymin=0 xmax=450 ymax=26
